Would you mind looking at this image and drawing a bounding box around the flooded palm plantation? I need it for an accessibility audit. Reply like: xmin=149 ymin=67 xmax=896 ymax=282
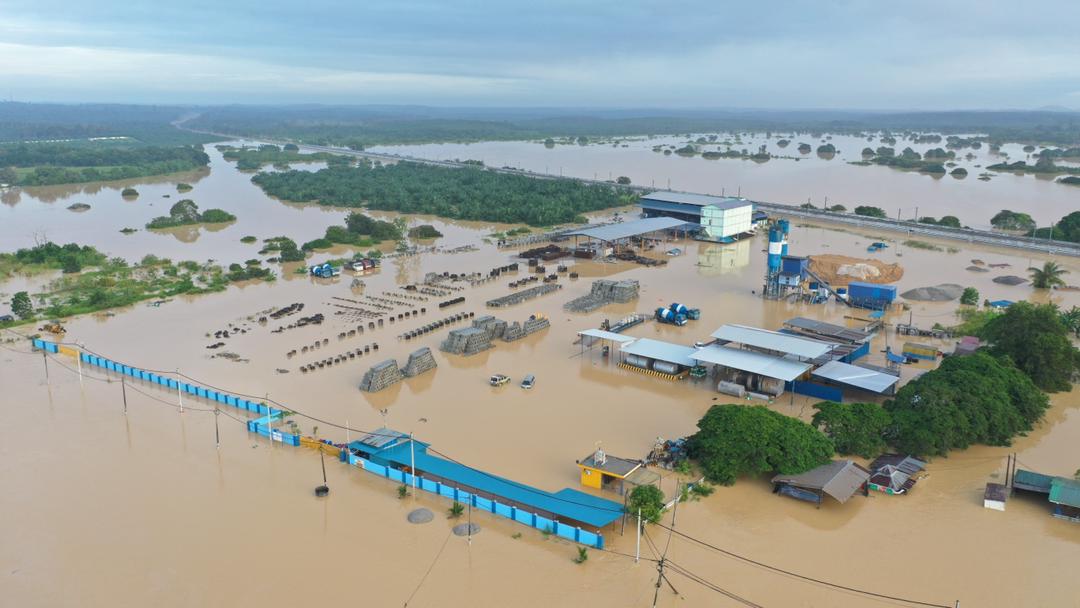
xmin=2 ymin=143 xmax=1079 ymax=608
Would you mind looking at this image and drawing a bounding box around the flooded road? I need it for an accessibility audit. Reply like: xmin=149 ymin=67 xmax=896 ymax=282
xmin=370 ymin=133 xmax=1080 ymax=230
xmin=2 ymin=145 xmax=1079 ymax=607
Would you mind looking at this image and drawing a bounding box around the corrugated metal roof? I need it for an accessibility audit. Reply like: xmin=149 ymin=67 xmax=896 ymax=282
xmin=1013 ymin=469 xmax=1054 ymax=493
xmin=784 ymin=317 xmax=872 ymax=343
xmin=690 ymin=344 xmax=810 ymax=381
xmin=577 ymin=328 xmax=638 ymax=344
xmin=711 ymin=324 xmax=837 ymax=359
xmin=772 ymin=460 xmax=871 ymax=503
xmin=812 ymin=360 xmax=900 ymax=393
xmin=564 ymin=216 xmax=689 ymax=242
xmin=1050 ymin=477 xmax=1080 ymax=508
xmin=373 ymin=441 xmax=624 ymax=528
xmin=640 ymin=191 xmax=752 ymax=210
xmin=622 ymin=338 xmax=697 ymax=367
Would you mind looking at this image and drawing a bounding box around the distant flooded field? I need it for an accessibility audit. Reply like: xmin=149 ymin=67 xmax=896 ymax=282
xmin=2 ymin=139 xmax=1079 ymax=607
xmin=370 ymin=132 xmax=1080 ymax=230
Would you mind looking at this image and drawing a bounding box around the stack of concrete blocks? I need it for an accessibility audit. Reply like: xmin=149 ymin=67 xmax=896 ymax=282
xmin=564 ymin=279 xmax=640 ymax=313
xmin=359 ymin=359 xmax=404 ymax=392
xmin=402 ymin=347 xmax=438 ymax=377
xmin=439 ymin=327 xmax=493 ymax=356
xmin=472 ymin=315 xmax=508 ymax=340
xmin=502 ymin=315 xmax=551 ymax=342
xmin=486 ymin=283 xmax=562 ymax=308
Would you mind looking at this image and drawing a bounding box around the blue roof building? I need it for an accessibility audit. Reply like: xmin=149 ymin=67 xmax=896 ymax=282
xmin=348 ymin=429 xmax=624 ymax=529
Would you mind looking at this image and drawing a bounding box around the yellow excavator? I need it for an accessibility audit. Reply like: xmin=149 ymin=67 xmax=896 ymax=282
xmin=39 ymin=320 xmax=66 ymax=335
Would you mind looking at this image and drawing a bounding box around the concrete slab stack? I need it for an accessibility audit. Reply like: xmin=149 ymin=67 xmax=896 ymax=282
xmin=563 ymin=279 xmax=640 ymax=313
xmin=440 ymin=327 xmax=493 ymax=356
xmin=359 ymin=359 xmax=405 ymax=392
xmin=402 ymin=347 xmax=438 ymax=377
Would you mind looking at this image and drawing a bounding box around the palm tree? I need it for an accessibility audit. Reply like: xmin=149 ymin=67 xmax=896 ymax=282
xmin=1028 ymin=260 xmax=1069 ymax=289
xmin=1060 ymin=306 xmax=1080 ymax=337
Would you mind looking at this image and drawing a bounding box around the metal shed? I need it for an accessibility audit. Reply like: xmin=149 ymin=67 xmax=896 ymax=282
xmin=711 ymin=324 xmax=838 ymax=360
xmin=690 ymin=344 xmax=810 ymax=382
xmin=812 ymin=360 xmax=900 ymax=394
xmin=772 ymin=460 xmax=871 ymax=506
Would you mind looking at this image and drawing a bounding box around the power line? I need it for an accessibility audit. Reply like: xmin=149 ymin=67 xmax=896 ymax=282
xmin=664 ymin=559 xmax=764 ymax=608
xmin=403 ymin=529 xmax=454 ymax=607
xmin=653 ymin=523 xmax=953 ymax=608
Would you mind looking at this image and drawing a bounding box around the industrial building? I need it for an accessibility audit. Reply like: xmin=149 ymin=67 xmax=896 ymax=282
xmin=577 ymin=448 xmax=659 ymax=496
xmin=563 ymin=216 xmax=690 ymax=257
xmin=638 ymin=191 xmax=756 ymax=243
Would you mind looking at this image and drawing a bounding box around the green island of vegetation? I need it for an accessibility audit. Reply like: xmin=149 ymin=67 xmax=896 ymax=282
xmin=986 ymin=154 xmax=1080 ymax=176
xmin=300 ymin=212 xmax=404 ymax=251
xmin=146 ymin=199 xmax=236 ymax=229
xmin=854 ymin=205 xmax=887 ymax=218
xmin=408 ymin=224 xmax=443 ymax=239
xmin=176 ymin=182 xmax=193 ymax=192
xmin=1 ymin=243 xmax=273 ymax=323
xmin=0 ymin=143 xmax=210 ymax=187
xmin=216 ymin=144 xmax=343 ymax=171
xmin=259 ymin=236 xmax=305 ymax=262
xmin=250 ymin=161 xmax=634 ymax=226
xmin=990 ymin=209 xmax=1036 ymax=232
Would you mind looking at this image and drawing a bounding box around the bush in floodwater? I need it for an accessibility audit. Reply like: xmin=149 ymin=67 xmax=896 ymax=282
xmin=447 ymin=501 xmax=465 ymax=518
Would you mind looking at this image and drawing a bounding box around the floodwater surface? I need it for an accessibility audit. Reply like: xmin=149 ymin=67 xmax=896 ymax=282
xmin=1 ymin=144 xmax=1079 ymax=607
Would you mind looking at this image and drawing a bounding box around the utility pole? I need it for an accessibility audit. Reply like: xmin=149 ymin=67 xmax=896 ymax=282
xmin=176 ymin=368 xmax=183 ymax=413
xmin=214 ymin=405 xmax=220 ymax=448
xmin=635 ymin=508 xmax=641 ymax=563
xmin=410 ymin=432 xmax=417 ymax=490
xmin=42 ymin=350 xmax=49 ymax=381
xmin=121 ymin=376 xmax=128 ymax=414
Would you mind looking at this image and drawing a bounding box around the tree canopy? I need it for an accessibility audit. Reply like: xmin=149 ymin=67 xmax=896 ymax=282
xmin=885 ymin=352 xmax=1050 ymax=456
xmin=811 ymin=401 xmax=891 ymax=458
xmin=978 ymin=301 xmax=1080 ymax=392
xmin=251 ymin=162 xmax=633 ymax=226
xmin=854 ymin=205 xmax=887 ymax=218
xmin=0 ymin=143 xmax=209 ymax=186
xmin=686 ymin=405 xmax=834 ymax=485
xmin=626 ymin=485 xmax=665 ymax=524
xmin=146 ymin=200 xmax=236 ymax=229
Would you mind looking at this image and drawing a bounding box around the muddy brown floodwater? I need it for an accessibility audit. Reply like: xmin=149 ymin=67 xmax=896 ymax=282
xmin=2 ymin=152 xmax=1079 ymax=607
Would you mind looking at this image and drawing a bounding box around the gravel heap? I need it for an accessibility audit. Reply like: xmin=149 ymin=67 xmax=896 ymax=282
xmin=901 ymin=283 xmax=965 ymax=302
xmin=993 ymin=275 xmax=1028 ymax=286
xmin=407 ymin=508 xmax=434 ymax=524
xmin=452 ymin=522 xmax=481 ymax=536
xmin=965 ymin=266 xmax=990 ymax=273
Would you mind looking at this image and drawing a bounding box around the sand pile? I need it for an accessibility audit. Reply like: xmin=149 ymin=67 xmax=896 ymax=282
xmin=966 ymin=266 xmax=990 ymax=273
xmin=407 ymin=508 xmax=434 ymax=524
xmin=808 ymin=254 xmax=904 ymax=285
xmin=994 ymin=275 xmax=1028 ymax=286
xmin=901 ymin=283 xmax=965 ymax=302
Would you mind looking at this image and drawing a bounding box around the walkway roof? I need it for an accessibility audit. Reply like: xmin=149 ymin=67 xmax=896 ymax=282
xmin=372 ymin=440 xmax=625 ymax=528
xmin=690 ymin=344 xmax=810 ymax=382
xmin=711 ymin=324 xmax=837 ymax=359
xmin=622 ymin=338 xmax=697 ymax=367
xmin=564 ymin=216 xmax=687 ymax=243
xmin=772 ymin=460 xmax=871 ymax=503
xmin=577 ymin=328 xmax=638 ymax=344
xmin=812 ymin=360 xmax=900 ymax=394
xmin=640 ymin=191 xmax=751 ymax=210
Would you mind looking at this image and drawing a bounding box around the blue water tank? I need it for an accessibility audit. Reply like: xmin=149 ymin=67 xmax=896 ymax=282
xmin=670 ymin=303 xmax=688 ymax=316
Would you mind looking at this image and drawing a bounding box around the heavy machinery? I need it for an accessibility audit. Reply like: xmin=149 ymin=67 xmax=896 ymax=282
xmin=39 ymin=321 xmax=66 ymax=335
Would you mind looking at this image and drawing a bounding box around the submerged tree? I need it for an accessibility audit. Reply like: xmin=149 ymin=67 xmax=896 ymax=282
xmin=1028 ymin=261 xmax=1069 ymax=289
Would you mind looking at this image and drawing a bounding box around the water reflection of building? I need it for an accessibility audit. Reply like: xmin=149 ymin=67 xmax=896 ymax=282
xmin=696 ymin=240 xmax=750 ymax=276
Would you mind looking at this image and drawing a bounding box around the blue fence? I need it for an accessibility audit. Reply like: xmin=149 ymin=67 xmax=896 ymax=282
xmin=787 ymin=380 xmax=844 ymax=402
xmin=841 ymin=341 xmax=870 ymax=363
xmin=31 ymin=339 xmax=301 ymax=445
xmin=345 ymin=453 xmax=605 ymax=548
xmin=32 ymin=338 xmax=603 ymax=548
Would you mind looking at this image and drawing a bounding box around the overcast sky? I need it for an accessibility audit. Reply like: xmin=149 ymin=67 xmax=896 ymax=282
xmin=2 ymin=1 xmax=1079 ymax=109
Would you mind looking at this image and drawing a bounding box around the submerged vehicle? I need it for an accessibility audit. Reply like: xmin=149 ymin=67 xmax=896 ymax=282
xmin=489 ymin=374 xmax=511 ymax=387
xmin=520 ymin=374 xmax=535 ymax=389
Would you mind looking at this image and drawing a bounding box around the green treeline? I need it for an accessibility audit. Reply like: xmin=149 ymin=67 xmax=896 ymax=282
xmin=0 ymin=143 xmax=210 ymax=186
xmin=251 ymin=162 xmax=633 ymax=226
xmin=0 ymin=242 xmax=109 ymax=278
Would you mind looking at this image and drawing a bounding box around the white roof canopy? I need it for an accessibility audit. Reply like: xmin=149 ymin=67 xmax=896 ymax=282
xmin=691 ymin=344 xmax=810 ymax=382
xmin=812 ymin=360 xmax=899 ymax=393
xmin=577 ymin=329 xmax=637 ymax=344
xmin=711 ymin=324 xmax=837 ymax=360
xmin=564 ymin=217 xmax=688 ymax=243
xmin=622 ymin=338 xmax=697 ymax=367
